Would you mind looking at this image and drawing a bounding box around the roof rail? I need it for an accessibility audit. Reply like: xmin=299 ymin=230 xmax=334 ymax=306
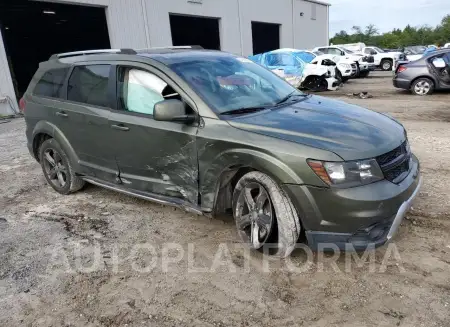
xmin=50 ymin=48 xmax=137 ymax=60
xmin=135 ymin=45 xmax=204 ymax=53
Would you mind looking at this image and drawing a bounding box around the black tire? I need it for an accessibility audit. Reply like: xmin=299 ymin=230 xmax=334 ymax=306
xmin=342 ymin=77 xmax=349 ymax=83
xmin=232 ymin=171 xmax=301 ymax=257
xmin=359 ymin=70 xmax=370 ymax=78
xmin=381 ymin=59 xmax=393 ymax=71
xmin=335 ymin=69 xmax=343 ymax=83
xmin=411 ymin=77 xmax=434 ymax=96
xmin=39 ymin=138 xmax=85 ymax=195
xmin=355 ymin=64 xmax=361 ymax=77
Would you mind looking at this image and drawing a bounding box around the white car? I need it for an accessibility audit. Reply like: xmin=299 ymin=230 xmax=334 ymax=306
xmin=249 ymin=49 xmax=340 ymax=91
xmin=339 ymin=43 xmax=405 ymax=71
xmin=313 ymin=46 xmax=372 ymax=77
xmin=403 ymin=46 xmax=427 ymax=62
xmin=293 ymin=50 xmax=357 ymax=81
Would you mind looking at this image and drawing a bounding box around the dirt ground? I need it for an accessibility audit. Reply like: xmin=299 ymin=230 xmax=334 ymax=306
xmin=1 ymin=71 xmax=449 ymax=327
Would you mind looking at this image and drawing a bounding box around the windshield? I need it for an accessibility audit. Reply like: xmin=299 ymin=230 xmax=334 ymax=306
xmin=169 ymin=56 xmax=301 ymax=114
xmin=373 ymin=47 xmax=385 ymax=53
xmin=342 ymin=48 xmax=354 ymax=54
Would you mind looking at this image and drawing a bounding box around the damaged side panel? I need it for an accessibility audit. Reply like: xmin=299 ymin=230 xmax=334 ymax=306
xmin=197 ymin=118 xmax=305 ymax=213
xmin=108 ymin=110 xmax=199 ymax=205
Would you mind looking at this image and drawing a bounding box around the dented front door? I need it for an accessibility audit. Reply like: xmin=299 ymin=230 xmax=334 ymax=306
xmin=109 ymin=110 xmax=198 ymax=204
xmin=108 ymin=64 xmax=198 ymax=204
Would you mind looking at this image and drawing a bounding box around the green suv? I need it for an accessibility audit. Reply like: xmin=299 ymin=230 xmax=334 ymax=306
xmin=23 ymin=47 xmax=422 ymax=257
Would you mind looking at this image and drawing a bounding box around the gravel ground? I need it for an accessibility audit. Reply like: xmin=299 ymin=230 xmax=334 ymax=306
xmin=1 ymin=71 xmax=449 ymax=327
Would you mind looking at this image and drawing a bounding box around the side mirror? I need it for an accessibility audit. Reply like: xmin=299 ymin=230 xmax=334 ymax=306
xmin=153 ymin=99 xmax=196 ymax=124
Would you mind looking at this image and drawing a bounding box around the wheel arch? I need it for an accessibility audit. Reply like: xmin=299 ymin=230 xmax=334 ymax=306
xmin=199 ymin=148 xmax=303 ymax=215
xmin=32 ymin=121 xmax=81 ymax=171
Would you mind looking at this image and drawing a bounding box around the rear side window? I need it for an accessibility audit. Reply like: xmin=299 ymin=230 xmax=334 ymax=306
xmin=68 ymin=65 xmax=111 ymax=107
xmin=34 ymin=68 xmax=69 ymax=98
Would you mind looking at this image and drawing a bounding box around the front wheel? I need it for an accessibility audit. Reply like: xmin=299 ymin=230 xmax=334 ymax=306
xmin=232 ymin=171 xmax=301 ymax=257
xmin=359 ymin=70 xmax=370 ymax=78
xmin=381 ymin=59 xmax=393 ymax=71
xmin=411 ymin=78 xmax=434 ymax=96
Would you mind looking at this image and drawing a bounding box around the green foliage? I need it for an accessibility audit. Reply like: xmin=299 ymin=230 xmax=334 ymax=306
xmin=330 ymin=15 xmax=450 ymax=49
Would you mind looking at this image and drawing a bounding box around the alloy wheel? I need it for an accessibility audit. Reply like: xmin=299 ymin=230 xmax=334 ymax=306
xmin=382 ymin=61 xmax=392 ymax=70
xmin=234 ymin=182 xmax=274 ymax=249
xmin=42 ymin=148 xmax=68 ymax=188
xmin=414 ymin=80 xmax=431 ymax=95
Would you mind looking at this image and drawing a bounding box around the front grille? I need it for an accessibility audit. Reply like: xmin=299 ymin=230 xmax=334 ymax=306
xmin=376 ymin=141 xmax=410 ymax=183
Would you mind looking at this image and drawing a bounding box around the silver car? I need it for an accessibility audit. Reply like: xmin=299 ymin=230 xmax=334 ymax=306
xmin=393 ymin=48 xmax=450 ymax=95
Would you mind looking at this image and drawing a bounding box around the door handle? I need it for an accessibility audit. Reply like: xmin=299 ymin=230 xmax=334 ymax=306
xmin=56 ymin=111 xmax=68 ymax=117
xmin=111 ymin=124 xmax=130 ymax=131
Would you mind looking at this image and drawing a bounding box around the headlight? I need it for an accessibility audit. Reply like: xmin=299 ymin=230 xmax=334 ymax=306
xmin=307 ymin=159 xmax=384 ymax=187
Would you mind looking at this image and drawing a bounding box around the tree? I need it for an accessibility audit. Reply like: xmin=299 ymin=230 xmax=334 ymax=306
xmin=330 ymin=15 xmax=450 ymax=48
xmin=365 ymin=24 xmax=379 ymax=38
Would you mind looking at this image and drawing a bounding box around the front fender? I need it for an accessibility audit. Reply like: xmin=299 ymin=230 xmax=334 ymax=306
xmin=199 ymin=148 xmax=303 ymax=211
xmin=32 ymin=121 xmax=81 ymax=172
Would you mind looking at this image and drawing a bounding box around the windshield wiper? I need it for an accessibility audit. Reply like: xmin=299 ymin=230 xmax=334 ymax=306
xmin=275 ymin=92 xmax=308 ymax=106
xmin=220 ymin=106 xmax=269 ymax=116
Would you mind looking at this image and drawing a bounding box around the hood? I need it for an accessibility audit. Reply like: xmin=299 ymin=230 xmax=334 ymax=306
xmin=226 ymin=96 xmax=406 ymax=161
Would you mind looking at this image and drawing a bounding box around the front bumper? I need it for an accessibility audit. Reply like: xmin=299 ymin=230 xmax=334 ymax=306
xmin=359 ymin=63 xmax=370 ymax=72
xmin=283 ymin=155 xmax=421 ymax=250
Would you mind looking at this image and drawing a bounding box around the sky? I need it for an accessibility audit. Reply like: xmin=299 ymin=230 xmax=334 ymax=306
xmin=327 ymin=0 xmax=450 ymax=36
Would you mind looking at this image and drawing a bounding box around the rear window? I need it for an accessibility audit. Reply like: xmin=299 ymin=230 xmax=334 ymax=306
xmin=33 ymin=68 xmax=69 ymax=98
xmin=67 ymin=65 xmax=111 ymax=107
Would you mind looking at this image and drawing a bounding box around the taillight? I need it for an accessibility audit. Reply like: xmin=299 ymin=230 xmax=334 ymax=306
xmin=19 ymin=98 xmax=26 ymax=112
xmin=397 ymin=66 xmax=407 ymax=73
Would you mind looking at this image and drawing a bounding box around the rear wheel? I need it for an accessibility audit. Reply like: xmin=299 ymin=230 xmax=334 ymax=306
xmin=411 ymin=78 xmax=434 ymax=96
xmin=39 ymin=139 xmax=85 ymax=195
xmin=232 ymin=171 xmax=301 ymax=257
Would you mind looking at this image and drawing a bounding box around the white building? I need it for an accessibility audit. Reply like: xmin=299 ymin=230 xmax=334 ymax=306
xmin=0 ymin=0 xmax=330 ymax=115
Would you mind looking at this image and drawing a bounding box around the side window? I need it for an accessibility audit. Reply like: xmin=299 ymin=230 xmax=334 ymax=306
xmin=118 ymin=67 xmax=180 ymax=115
xmin=328 ymin=48 xmax=341 ymax=56
xmin=34 ymin=68 xmax=69 ymax=99
xmin=266 ymin=54 xmax=296 ymax=67
xmin=364 ymin=48 xmax=372 ymax=54
xmin=318 ymin=48 xmax=328 ymax=54
xmin=67 ymin=65 xmax=111 ymax=107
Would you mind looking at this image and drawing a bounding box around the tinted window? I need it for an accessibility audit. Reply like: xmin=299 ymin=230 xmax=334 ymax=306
xmin=34 ymin=68 xmax=69 ymax=98
xmin=364 ymin=48 xmax=372 ymax=54
xmin=68 ymin=65 xmax=111 ymax=107
xmin=118 ymin=67 xmax=180 ymax=115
